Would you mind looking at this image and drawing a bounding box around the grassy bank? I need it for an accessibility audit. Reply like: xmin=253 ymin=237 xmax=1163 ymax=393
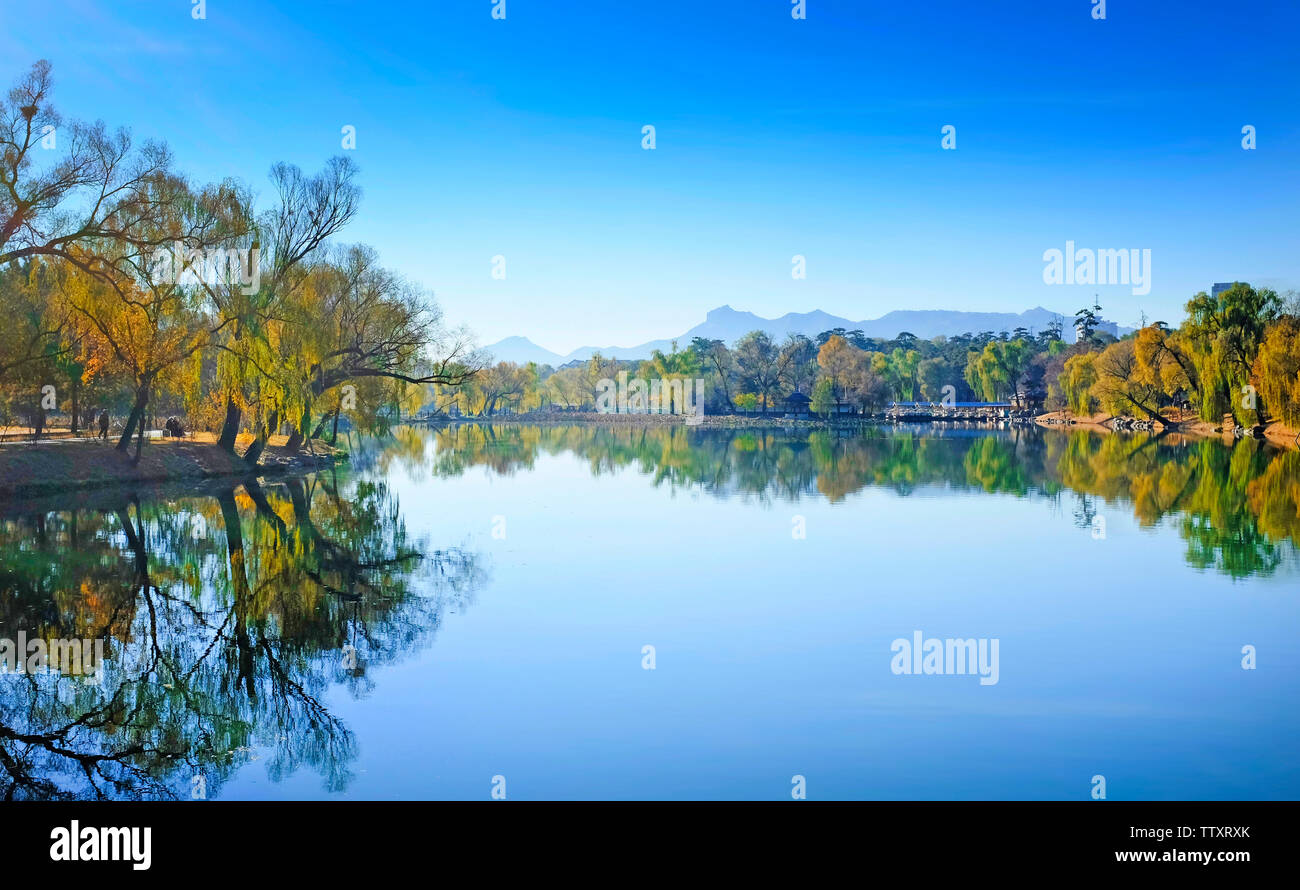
xmin=0 ymin=433 xmax=345 ymax=498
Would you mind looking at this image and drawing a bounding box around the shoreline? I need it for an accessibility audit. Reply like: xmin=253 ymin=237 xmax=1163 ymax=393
xmin=440 ymin=410 xmax=1300 ymax=449
xmin=6 ymin=412 xmax=1295 ymax=501
xmin=0 ymin=434 xmax=346 ymax=499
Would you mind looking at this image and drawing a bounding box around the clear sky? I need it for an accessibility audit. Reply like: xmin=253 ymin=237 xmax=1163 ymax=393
xmin=4 ymin=0 xmax=1297 ymax=353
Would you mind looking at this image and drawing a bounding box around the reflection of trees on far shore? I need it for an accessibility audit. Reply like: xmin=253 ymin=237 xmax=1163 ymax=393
xmin=413 ymin=422 xmax=1298 ymax=578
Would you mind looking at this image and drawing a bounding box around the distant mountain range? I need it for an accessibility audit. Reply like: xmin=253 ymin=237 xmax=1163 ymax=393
xmin=483 ymin=305 xmax=1124 ymax=366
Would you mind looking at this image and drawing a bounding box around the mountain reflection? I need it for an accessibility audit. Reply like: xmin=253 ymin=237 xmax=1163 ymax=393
xmin=0 ymin=471 xmax=483 ymax=800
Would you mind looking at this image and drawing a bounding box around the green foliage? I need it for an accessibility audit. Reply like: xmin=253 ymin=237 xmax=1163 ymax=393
xmin=810 ymin=377 xmax=834 ymax=417
xmin=1060 ymin=352 xmax=1098 ymax=415
xmin=964 ymin=338 xmax=1032 ymax=401
xmin=1254 ymin=316 xmax=1300 ymax=428
xmin=1184 ymin=282 xmax=1282 ymax=424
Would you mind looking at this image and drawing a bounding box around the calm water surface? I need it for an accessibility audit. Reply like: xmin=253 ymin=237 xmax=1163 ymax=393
xmin=2 ymin=423 xmax=1298 ymax=799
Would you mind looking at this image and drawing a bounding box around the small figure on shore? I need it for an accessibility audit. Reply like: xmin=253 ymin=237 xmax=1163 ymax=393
xmin=98 ymin=410 xmax=110 ymax=441
xmin=165 ymin=416 xmax=185 ymax=438
xmin=32 ymin=405 xmax=45 ymax=443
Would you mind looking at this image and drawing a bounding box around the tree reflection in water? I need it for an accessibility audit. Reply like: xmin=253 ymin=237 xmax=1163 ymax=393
xmin=0 ymin=471 xmax=484 ymax=800
xmin=2 ymin=422 xmax=1296 ymax=798
xmin=407 ymin=422 xmax=1300 ymax=578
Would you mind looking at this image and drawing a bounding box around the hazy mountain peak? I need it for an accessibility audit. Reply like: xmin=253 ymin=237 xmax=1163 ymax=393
xmin=705 ymin=304 xmax=749 ymax=321
xmin=483 ymin=304 xmax=1113 ymax=366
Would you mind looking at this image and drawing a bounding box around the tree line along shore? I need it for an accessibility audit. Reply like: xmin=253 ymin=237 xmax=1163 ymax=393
xmin=435 ymin=284 xmax=1300 ymax=442
xmin=4 ymin=58 xmax=1300 ymax=490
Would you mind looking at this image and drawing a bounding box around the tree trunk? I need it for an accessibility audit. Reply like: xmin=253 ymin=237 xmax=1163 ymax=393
xmin=116 ymin=385 xmax=149 ymax=453
xmin=134 ymin=404 xmax=147 ymax=464
xmin=217 ymin=397 xmax=241 ymax=453
xmin=284 ymin=406 xmax=310 ymax=451
xmin=243 ymin=409 xmax=279 ymax=468
xmin=1125 ymin=394 xmax=1173 ymax=426
xmin=70 ymin=378 xmax=79 ymax=436
xmin=330 ymin=407 xmax=341 ymax=444
xmin=116 ymin=405 xmax=138 ymax=451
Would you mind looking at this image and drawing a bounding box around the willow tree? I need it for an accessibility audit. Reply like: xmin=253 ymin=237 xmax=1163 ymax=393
xmin=1133 ymin=323 xmax=1199 ymax=410
xmin=816 ymin=334 xmax=857 ymax=409
xmin=889 ymin=347 xmax=922 ymax=401
xmin=636 ymin=341 xmax=702 ymax=414
xmin=459 ymin=362 xmax=530 ymax=416
xmin=1091 ymin=339 xmax=1168 ymax=423
xmin=0 ymin=260 xmax=79 ymax=437
xmin=269 ymin=244 xmax=480 ymax=455
xmin=61 ymin=264 xmax=203 ymax=458
xmin=1 ymin=61 xmax=172 ymax=272
xmin=964 ymin=338 xmax=1031 ymax=402
xmin=212 ymin=157 xmax=361 ymax=456
xmin=1 ymin=59 xmax=175 ymax=432
xmin=846 ymin=350 xmax=889 ymax=412
xmin=1253 ymin=316 xmax=1300 ymax=428
xmin=1184 ymin=283 xmax=1281 ymax=424
xmin=60 ymin=172 xmax=247 ymax=459
xmin=0 ymin=261 xmax=73 ymax=383
xmin=1059 ymin=352 xmax=1098 ymax=416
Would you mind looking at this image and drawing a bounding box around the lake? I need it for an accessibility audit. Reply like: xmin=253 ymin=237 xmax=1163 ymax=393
xmin=1 ymin=423 xmax=1297 ymax=800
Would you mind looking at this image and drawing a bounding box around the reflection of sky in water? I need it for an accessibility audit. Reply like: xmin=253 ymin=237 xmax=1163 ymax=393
xmin=220 ymin=432 xmax=1300 ymax=801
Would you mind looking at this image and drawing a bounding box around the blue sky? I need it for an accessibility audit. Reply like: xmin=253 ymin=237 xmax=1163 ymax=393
xmin=3 ymin=0 xmax=1298 ymax=352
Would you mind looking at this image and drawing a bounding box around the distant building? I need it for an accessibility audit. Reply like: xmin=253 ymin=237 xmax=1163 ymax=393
xmin=784 ymin=391 xmax=812 ymax=417
xmin=1212 ymin=282 xmax=1237 ymax=298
